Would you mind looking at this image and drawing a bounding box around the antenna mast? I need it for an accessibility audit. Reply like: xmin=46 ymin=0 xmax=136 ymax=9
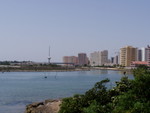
xmin=48 ymin=46 xmax=51 ymax=64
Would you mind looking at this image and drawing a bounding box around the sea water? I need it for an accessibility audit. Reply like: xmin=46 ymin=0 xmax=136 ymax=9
xmin=0 ymin=70 xmax=133 ymax=113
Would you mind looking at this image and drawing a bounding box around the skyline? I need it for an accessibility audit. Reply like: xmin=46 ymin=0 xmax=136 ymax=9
xmin=0 ymin=0 xmax=150 ymax=62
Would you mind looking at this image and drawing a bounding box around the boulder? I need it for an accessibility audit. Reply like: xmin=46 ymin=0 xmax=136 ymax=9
xmin=25 ymin=99 xmax=61 ymax=113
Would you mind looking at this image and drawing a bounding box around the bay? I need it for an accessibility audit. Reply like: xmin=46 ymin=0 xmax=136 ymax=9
xmin=0 ymin=70 xmax=133 ymax=113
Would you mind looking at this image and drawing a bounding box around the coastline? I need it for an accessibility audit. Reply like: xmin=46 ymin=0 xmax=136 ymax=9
xmin=0 ymin=67 xmax=132 ymax=72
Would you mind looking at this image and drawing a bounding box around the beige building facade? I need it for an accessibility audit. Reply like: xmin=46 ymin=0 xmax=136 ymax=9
xmin=120 ymin=46 xmax=138 ymax=67
xmin=63 ymin=56 xmax=78 ymax=65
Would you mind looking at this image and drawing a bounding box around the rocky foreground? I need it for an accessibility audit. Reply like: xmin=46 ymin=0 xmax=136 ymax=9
xmin=25 ymin=99 xmax=61 ymax=113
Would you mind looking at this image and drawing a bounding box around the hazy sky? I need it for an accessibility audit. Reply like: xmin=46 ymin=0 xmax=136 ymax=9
xmin=0 ymin=0 xmax=150 ymax=62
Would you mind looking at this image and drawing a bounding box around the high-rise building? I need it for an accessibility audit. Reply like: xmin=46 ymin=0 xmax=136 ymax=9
xmin=90 ymin=52 xmax=100 ymax=66
xmin=145 ymin=45 xmax=150 ymax=66
xmin=63 ymin=56 xmax=78 ymax=65
xmin=137 ymin=49 xmax=142 ymax=61
xmin=141 ymin=47 xmax=146 ymax=61
xmin=78 ymin=53 xmax=88 ymax=66
xmin=100 ymin=50 xmax=108 ymax=65
xmin=114 ymin=55 xmax=119 ymax=65
xmin=90 ymin=50 xmax=108 ymax=66
xmin=111 ymin=57 xmax=114 ymax=64
xmin=138 ymin=46 xmax=150 ymax=66
xmin=120 ymin=46 xmax=138 ymax=67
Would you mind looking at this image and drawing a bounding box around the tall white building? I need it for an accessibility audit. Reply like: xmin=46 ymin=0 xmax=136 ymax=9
xmin=141 ymin=47 xmax=146 ymax=61
xmin=90 ymin=52 xmax=99 ymax=66
xmin=133 ymin=46 xmax=150 ymax=66
xmin=113 ymin=55 xmax=119 ymax=65
xmin=145 ymin=45 xmax=150 ymax=66
xmin=90 ymin=50 xmax=108 ymax=66
xmin=139 ymin=46 xmax=150 ymax=65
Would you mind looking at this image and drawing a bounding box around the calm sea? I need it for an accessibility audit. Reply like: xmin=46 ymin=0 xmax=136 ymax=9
xmin=0 ymin=70 xmax=133 ymax=113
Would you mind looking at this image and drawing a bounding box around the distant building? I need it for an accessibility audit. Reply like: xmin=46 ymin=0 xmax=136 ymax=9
xmin=90 ymin=50 xmax=108 ymax=66
xmin=120 ymin=46 xmax=138 ymax=67
xmin=137 ymin=49 xmax=142 ymax=61
xmin=131 ymin=61 xmax=149 ymax=67
xmin=141 ymin=47 xmax=146 ymax=61
xmin=113 ymin=55 xmax=119 ymax=65
xmin=63 ymin=56 xmax=69 ymax=63
xmin=100 ymin=50 xmax=108 ymax=65
xmin=78 ymin=53 xmax=88 ymax=66
xmin=138 ymin=46 xmax=150 ymax=66
xmin=90 ymin=52 xmax=100 ymax=66
xmin=111 ymin=57 xmax=114 ymax=64
xmin=145 ymin=45 xmax=150 ymax=66
xmin=63 ymin=56 xmax=78 ymax=65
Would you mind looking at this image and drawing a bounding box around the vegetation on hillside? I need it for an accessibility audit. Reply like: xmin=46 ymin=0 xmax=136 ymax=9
xmin=59 ymin=66 xmax=150 ymax=113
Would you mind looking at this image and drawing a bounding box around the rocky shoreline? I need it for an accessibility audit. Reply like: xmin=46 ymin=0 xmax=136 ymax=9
xmin=25 ymin=99 xmax=61 ymax=113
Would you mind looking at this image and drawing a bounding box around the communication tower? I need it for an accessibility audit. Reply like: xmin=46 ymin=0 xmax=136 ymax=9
xmin=48 ymin=46 xmax=51 ymax=64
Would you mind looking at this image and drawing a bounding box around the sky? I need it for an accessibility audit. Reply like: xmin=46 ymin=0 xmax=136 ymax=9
xmin=0 ymin=0 xmax=150 ymax=62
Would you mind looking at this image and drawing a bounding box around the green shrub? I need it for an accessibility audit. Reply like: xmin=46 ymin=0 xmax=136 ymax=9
xmin=59 ymin=66 xmax=150 ymax=113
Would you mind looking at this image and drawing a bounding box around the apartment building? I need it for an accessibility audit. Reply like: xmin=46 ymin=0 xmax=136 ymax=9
xmin=78 ymin=53 xmax=88 ymax=66
xmin=90 ymin=50 xmax=108 ymax=66
xmin=90 ymin=52 xmax=100 ymax=66
xmin=137 ymin=46 xmax=150 ymax=66
xmin=63 ymin=56 xmax=78 ymax=65
xmin=120 ymin=46 xmax=137 ymax=67
xmin=145 ymin=45 xmax=150 ymax=66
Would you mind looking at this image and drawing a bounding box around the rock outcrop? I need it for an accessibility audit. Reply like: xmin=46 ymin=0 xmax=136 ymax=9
xmin=25 ymin=99 xmax=61 ymax=113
